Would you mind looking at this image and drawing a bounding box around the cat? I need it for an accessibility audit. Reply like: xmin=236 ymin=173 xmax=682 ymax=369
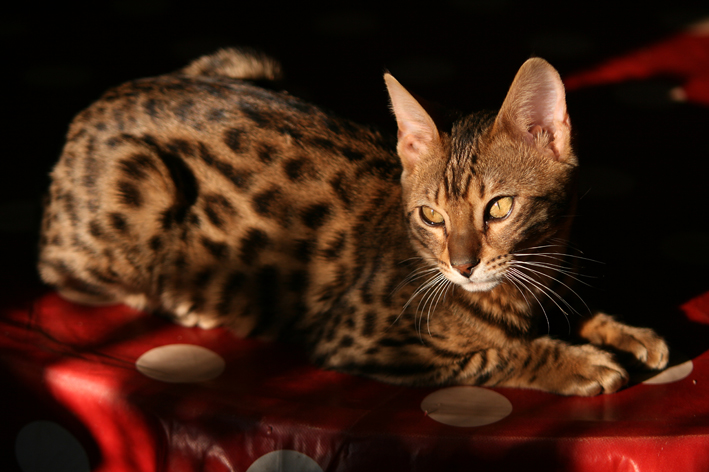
xmin=38 ymin=48 xmax=669 ymax=396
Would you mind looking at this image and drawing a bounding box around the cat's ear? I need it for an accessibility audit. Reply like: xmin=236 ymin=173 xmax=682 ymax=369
xmin=494 ymin=58 xmax=571 ymax=159
xmin=384 ymin=73 xmax=440 ymax=172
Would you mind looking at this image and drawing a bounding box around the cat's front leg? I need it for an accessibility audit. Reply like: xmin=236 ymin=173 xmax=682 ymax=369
xmin=579 ymin=313 xmax=669 ymax=370
xmin=482 ymin=337 xmax=629 ymax=396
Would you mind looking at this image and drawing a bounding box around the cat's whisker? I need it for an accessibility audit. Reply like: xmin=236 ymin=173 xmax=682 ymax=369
xmin=424 ymin=277 xmax=451 ymax=338
xmin=548 ymin=237 xmax=585 ymax=253
xmin=514 ymin=260 xmax=577 ymax=275
xmin=438 ymin=279 xmax=454 ymax=318
xmin=517 ymin=243 xmax=567 ymax=252
xmin=507 ymin=268 xmax=570 ymax=334
xmin=503 ymin=273 xmax=533 ymax=314
xmin=416 ymin=277 xmax=441 ymax=342
xmin=397 ymin=271 xmax=446 ymax=330
xmin=413 ymin=272 xmax=451 ymax=339
xmin=507 ymin=254 xmax=574 ymax=272
xmin=397 ymin=256 xmax=437 ymax=266
xmin=517 ymin=242 xmax=594 ymax=259
xmin=415 ymin=280 xmax=437 ymax=338
xmin=398 ymin=256 xmax=423 ymax=264
xmin=415 ymin=273 xmax=448 ymax=340
xmin=391 ymin=264 xmax=439 ymax=296
xmin=504 ymin=271 xmax=550 ymax=334
xmin=507 ymin=267 xmax=576 ymax=321
xmin=512 ymin=252 xmax=568 ymax=263
xmin=517 ymin=270 xmax=579 ymax=320
xmin=508 ymin=262 xmax=592 ymax=315
xmin=509 ymin=260 xmax=594 ymax=287
xmin=407 ymin=266 xmax=441 ymax=282
xmin=429 ymin=280 xmax=451 ymax=336
xmin=396 ymin=270 xmax=437 ymax=293
xmin=514 ymin=250 xmax=604 ymax=265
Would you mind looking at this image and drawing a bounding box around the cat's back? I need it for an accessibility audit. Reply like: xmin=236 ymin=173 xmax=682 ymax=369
xmin=39 ymin=51 xmax=405 ymax=333
xmin=52 ymin=66 xmax=402 ymax=239
xmin=58 ymin=62 xmax=403 ymax=201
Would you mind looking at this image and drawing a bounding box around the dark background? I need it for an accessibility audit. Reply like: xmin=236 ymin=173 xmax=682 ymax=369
xmin=2 ymin=0 xmax=708 ymax=338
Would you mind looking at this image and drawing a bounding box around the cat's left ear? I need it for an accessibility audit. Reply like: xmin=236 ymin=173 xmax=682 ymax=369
xmin=494 ymin=58 xmax=571 ymax=159
xmin=384 ymin=73 xmax=440 ymax=173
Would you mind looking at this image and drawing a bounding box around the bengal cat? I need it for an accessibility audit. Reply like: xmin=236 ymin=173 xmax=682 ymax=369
xmin=38 ymin=48 xmax=668 ymax=395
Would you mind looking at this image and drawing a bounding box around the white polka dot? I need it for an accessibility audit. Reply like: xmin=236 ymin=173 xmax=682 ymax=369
xmin=642 ymin=360 xmax=694 ymax=385
xmin=15 ymin=421 xmax=90 ymax=472
xmin=136 ymin=344 xmax=225 ymax=383
xmin=246 ymin=450 xmax=323 ymax=472
xmin=421 ymin=386 xmax=513 ymax=427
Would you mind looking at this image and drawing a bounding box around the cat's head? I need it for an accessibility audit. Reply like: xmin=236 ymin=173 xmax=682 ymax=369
xmin=385 ymin=58 xmax=578 ymax=293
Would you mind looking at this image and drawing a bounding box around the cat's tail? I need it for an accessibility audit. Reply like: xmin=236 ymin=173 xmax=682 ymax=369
xmin=181 ymin=47 xmax=283 ymax=81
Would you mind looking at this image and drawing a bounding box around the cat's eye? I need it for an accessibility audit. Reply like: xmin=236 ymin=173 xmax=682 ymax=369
xmin=420 ymin=206 xmax=445 ymax=226
xmin=487 ymin=196 xmax=514 ymax=220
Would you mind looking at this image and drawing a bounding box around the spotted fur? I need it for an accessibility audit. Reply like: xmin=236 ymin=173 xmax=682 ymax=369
xmin=39 ymin=49 xmax=669 ymax=395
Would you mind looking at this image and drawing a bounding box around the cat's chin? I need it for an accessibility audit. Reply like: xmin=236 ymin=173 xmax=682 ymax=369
xmin=458 ymin=280 xmax=502 ymax=293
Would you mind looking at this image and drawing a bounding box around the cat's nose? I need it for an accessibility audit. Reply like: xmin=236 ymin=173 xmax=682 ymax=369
xmin=452 ymin=259 xmax=480 ymax=278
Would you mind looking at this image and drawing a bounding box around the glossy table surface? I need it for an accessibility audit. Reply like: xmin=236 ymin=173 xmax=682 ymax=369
xmin=2 ymin=289 xmax=708 ymax=472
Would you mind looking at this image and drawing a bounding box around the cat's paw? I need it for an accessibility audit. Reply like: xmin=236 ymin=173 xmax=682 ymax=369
xmin=172 ymin=312 xmax=223 ymax=329
xmin=580 ymin=313 xmax=669 ymax=370
xmin=553 ymin=344 xmax=629 ymax=396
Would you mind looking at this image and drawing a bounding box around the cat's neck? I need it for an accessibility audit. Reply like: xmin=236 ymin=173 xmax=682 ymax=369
xmin=455 ymin=281 xmax=535 ymax=333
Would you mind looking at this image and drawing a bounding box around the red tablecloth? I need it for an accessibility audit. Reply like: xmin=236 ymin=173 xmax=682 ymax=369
xmin=565 ymin=18 xmax=709 ymax=106
xmin=2 ymin=289 xmax=709 ymax=472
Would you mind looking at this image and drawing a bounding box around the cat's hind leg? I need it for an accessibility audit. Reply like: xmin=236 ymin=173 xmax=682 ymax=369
xmin=39 ymin=256 xmax=120 ymax=306
xmin=39 ymin=249 xmax=153 ymax=310
xmin=56 ymin=287 xmax=120 ymax=306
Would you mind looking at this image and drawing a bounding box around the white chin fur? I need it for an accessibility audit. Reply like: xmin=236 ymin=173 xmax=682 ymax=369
xmin=459 ymin=279 xmax=501 ymax=293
